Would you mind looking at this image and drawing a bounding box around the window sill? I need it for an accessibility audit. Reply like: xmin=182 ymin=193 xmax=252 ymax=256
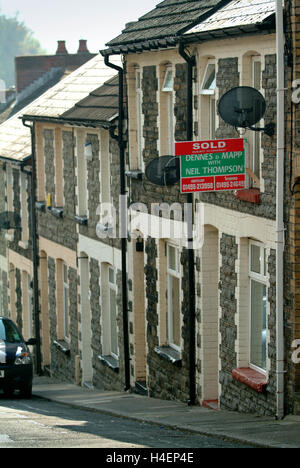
xmin=18 ymin=240 xmax=29 ymax=250
xmin=53 ymin=340 xmax=70 ymax=357
xmin=98 ymin=354 xmax=119 ymax=373
xmin=74 ymin=215 xmax=88 ymax=226
xmin=125 ymin=170 xmax=143 ymax=181
xmin=50 ymin=207 xmax=64 ymax=219
xmin=154 ymin=346 xmax=182 ymax=367
xmin=235 ymin=189 xmax=260 ymax=204
xmin=232 ymin=367 xmax=267 ymax=393
xmin=36 ymin=201 xmax=46 ymax=212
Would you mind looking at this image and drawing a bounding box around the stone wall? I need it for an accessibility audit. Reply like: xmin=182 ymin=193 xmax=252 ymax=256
xmin=200 ymin=55 xmax=277 ymax=220
xmin=89 ymin=258 xmax=124 ymax=391
xmin=78 ymin=133 xmax=121 ymax=249
xmin=126 ymin=63 xmax=193 ymax=403
xmin=219 ymin=234 xmax=277 ymax=415
xmin=48 ymin=257 xmax=79 ymax=382
xmin=38 ymin=128 xmax=77 ymax=251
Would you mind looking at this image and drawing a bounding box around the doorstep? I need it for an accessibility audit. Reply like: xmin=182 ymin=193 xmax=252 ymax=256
xmin=202 ymin=400 xmax=219 ymax=411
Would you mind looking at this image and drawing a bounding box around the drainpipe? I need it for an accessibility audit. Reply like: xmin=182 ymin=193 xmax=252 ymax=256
xmin=178 ymin=42 xmax=197 ymax=406
xmin=22 ymin=120 xmax=42 ymax=375
xmin=275 ymin=0 xmax=285 ymax=420
xmin=103 ymin=54 xmax=131 ymax=392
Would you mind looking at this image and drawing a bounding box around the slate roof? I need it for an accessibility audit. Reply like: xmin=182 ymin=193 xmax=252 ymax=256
xmin=22 ymin=55 xmax=121 ymax=119
xmin=0 ymin=54 xmax=121 ymax=162
xmin=61 ymin=75 xmax=119 ymax=126
xmin=184 ymin=0 xmax=275 ymax=37
xmin=104 ymin=0 xmax=229 ymax=54
xmin=103 ymin=0 xmax=275 ymax=55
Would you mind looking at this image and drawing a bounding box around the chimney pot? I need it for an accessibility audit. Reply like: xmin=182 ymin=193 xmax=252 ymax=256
xmin=56 ymin=40 xmax=68 ymax=55
xmin=78 ymin=39 xmax=89 ymax=54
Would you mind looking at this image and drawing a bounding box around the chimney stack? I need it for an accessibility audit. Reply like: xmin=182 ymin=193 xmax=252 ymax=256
xmin=78 ymin=39 xmax=89 ymax=54
xmin=56 ymin=40 xmax=68 ymax=55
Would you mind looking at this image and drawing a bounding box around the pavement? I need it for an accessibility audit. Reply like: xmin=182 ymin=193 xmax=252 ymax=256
xmin=32 ymin=376 xmax=300 ymax=448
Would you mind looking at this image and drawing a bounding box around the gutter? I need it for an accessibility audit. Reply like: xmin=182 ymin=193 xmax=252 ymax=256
xmin=101 ymin=53 xmax=131 ymax=392
xmin=21 ymin=119 xmax=43 ymax=376
xmin=275 ymin=0 xmax=285 ymax=421
xmin=178 ymin=42 xmax=197 ymax=406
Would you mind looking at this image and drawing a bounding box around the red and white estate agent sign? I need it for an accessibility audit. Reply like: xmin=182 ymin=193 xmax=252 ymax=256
xmin=175 ymin=138 xmax=246 ymax=194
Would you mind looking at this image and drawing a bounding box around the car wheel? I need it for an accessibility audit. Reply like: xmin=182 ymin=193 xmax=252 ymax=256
xmin=20 ymin=384 xmax=32 ymax=399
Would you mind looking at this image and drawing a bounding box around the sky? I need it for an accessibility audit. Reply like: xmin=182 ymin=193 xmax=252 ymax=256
xmin=0 ymin=0 xmax=159 ymax=54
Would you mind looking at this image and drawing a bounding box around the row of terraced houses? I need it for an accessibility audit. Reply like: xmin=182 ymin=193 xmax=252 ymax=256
xmin=0 ymin=0 xmax=300 ymax=418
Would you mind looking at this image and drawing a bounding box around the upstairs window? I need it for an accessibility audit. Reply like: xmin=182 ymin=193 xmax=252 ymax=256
xmin=199 ymin=60 xmax=216 ymax=140
xmin=161 ymin=67 xmax=175 ymax=155
xmin=200 ymin=62 xmax=216 ymax=95
xmin=136 ymin=70 xmax=144 ymax=170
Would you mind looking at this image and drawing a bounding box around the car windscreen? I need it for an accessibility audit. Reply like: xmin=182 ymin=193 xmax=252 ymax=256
xmin=0 ymin=319 xmax=23 ymax=344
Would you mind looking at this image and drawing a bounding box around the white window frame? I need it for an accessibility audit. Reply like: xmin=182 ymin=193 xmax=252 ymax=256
xmin=108 ymin=266 xmax=118 ymax=359
xmin=20 ymin=172 xmax=29 ymax=247
xmin=5 ymin=166 xmax=14 ymax=239
xmin=199 ymin=60 xmax=217 ymax=140
xmin=136 ymin=69 xmax=144 ymax=170
xmin=27 ymin=274 xmax=33 ymax=339
xmin=162 ymin=67 xmax=175 ymax=155
xmin=200 ymin=60 xmax=216 ymax=96
xmin=249 ymin=241 xmax=267 ymax=374
xmin=167 ymin=244 xmax=181 ymax=352
xmin=62 ymin=262 xmax=69 ymax=343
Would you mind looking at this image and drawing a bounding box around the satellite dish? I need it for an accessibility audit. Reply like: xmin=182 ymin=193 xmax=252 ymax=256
xmin=145 ymin=156 xmax=180 ymax=186
xmin=0 ymin=212 xmax=21 ymax=231
xmin=218 ymin=86 xmax=275 ymax=136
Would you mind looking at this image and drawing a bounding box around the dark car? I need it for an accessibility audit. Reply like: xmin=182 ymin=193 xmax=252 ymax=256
xmin=0 ymin=317 xmax=36 ymax=398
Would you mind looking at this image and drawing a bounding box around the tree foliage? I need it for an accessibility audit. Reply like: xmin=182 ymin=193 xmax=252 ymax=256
xmin=0 ymin=12 xmax=45 ymax=87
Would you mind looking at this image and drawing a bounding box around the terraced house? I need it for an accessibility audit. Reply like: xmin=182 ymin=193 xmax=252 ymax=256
xmin=0 ymin=55 xmax=120 ymax=379
xmin=101 ymin=0 xmax=298 ymax=417
xmin=1 ymin=0 xmax=300 ymax=419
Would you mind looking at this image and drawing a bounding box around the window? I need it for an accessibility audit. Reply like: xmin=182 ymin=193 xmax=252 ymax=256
xmin=20 ymin=173 xmax=29 ymax=245
xmin=252 ymin=58 xmax=262 ymax=180
xmin=161 ymin=68 xmax=175 ymax=155
xmin=6 ymin=166 xmax=13 ymax=237
xmin=54 ymin=128 xmax=64 ymax=207
xmin=62 ymin=263 xmax=69 ymax=342
xmin=0 ymin=319 xmax=22 ymax=343
xmin=136 ymin=70 xmax=143 ymax=169
xmin=200 ymin=62 xmax=216 ymax=95
xmin=199 ymin=61 xmax=216 ymax=140
xmin=26 ymin=274 xmax=33 ymax=339
xmin=167 ymin=244 xmax=181 ymax=351
xmin=108 ymin=267 xmax=118 ymax=359
xmin=249 ymin=242 xmax=267 ymax=372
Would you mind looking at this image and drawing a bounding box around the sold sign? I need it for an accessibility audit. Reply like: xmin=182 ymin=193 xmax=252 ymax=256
xmin=175 ymin=138 xmax=246 ymax=194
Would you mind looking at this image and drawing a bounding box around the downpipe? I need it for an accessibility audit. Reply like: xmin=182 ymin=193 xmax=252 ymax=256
xmin=275 ymin=0 xmax=285 ymax=421
xmin=178 ymin=42 xmax=197 ymax=406
xmin=103 ymin=54 xmax=131 ymax=392
xmin=22 ymin=119 xmax=42 ymax=376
